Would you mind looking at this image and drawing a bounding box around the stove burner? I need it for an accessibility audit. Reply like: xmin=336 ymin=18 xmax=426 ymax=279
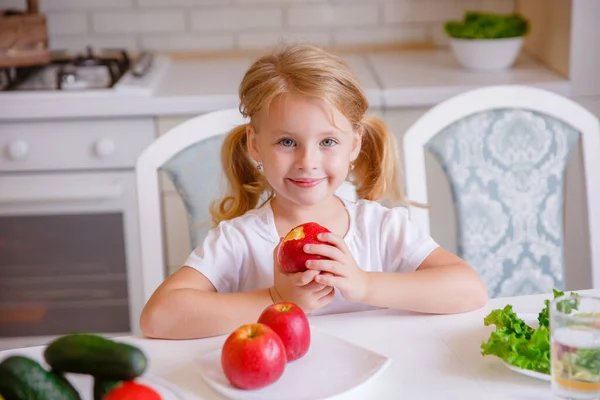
xmin=0 ymin=46 xmax=142 ymax=91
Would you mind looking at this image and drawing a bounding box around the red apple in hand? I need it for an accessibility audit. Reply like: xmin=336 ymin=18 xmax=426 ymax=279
xmin=221 ymin=323 xmax=286 ymax=390
xmin=277 ymin=222 xmax=331 ymax=273
xmin=258 ymin=302 xmax=311 ymax=362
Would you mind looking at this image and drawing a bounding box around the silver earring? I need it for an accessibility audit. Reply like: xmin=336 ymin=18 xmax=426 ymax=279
xmin=256 ymin=161 xmax=263 ymax=171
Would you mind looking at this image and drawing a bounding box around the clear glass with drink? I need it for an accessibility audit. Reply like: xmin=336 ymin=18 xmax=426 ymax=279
xmin=551 ymin=294 xmax=600 ymax=399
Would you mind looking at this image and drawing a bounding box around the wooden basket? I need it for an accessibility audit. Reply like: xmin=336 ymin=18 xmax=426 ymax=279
xmin=0 ymin=0 xmax=51 ymax=68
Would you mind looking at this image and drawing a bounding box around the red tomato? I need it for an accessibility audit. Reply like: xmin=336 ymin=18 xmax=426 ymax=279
xmin=105 ymin=381 xmax=161 ymax=400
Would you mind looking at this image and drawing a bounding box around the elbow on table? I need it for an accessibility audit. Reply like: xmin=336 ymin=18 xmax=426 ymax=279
xmin=139 ymin=303 xmax=169 ymax=339
xmin=462 ymin=281 xmax=489 ymax=312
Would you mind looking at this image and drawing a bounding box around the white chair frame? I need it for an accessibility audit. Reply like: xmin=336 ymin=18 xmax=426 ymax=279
xmin=402 ymin=85 xmax=600 ymax=289
xmin=136 ymin=108 xmax=247 ymax=303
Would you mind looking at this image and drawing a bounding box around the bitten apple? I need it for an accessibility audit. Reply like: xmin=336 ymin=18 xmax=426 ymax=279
xmin=221 ymin=323 xmax=286 ymax=390
xmin=277 ymin=222 xmax=330 ymax=273
xmin=258 ymin=302 xmax=311 ymax=362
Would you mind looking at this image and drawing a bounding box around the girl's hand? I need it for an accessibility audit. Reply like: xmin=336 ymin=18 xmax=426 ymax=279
xmin=304 ymin=232 xmax=369 ymax=303
xmin=272 ymin=239 xmax=335 ymax=313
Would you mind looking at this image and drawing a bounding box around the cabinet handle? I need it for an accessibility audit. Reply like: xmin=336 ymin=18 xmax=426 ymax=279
xmin=94 ymin=138 xmax=116 ymax=158
xmin=6 ymin=140 xmax=29 ymax=161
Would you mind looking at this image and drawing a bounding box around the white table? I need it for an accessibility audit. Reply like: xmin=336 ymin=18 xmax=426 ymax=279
xmin=2 ymin=290 xmax=598 ymax=400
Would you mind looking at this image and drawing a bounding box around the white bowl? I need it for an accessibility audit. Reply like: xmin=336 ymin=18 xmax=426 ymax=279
xmin=448 ymin=36 xmax=524 ymax=71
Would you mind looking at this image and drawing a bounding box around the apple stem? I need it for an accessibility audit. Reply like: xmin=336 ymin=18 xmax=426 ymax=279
xmin=246 ymin=326 xmax=257 ymax=338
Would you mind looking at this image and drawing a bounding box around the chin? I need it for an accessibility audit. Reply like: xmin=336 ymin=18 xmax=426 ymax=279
xmin=280 ymin=190 xmax=331 ymax=207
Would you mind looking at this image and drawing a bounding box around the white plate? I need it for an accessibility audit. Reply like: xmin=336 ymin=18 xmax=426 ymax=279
xmin=500 ymin=313 xmax=551 ymax=382
xmin=66 ymin=373 xmax=187 ymax=400
xmin=194 ymin=329 xmax=392 ymax=400
xmin=503 ymin=363 xmax=552 ymax=381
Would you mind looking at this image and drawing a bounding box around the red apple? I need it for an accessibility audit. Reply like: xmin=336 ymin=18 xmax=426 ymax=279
xmin=105 ymin=381 xmax=161 ymax=400
xmin=258 ymin=302 xmax=311 ymax=362
xmin=277 ymin=222 xmax=331 ymax=273
xmin=221 ymin=323 xmax=286 ymax=390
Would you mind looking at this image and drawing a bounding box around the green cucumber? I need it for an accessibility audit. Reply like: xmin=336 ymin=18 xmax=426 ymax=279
xmin=0 ymin=355 xmax=81 ymax=400
xmin=44 ymin=333 xmax=147 ymax=380
xmin=93 ymin=378 xmax=122 ymax=400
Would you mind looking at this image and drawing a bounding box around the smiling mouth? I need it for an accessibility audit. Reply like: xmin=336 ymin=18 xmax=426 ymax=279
xmin=287 ymin=178 xmax=325 ymax=188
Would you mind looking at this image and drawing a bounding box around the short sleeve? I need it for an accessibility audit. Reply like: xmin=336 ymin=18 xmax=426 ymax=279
xmin=381 ymin=207 xmax=439 ymax=273
xmin=183 ymin=222 xmax=245 ymax=293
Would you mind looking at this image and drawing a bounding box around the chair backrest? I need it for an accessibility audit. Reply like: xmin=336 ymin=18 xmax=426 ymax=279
xmin=403 ymin=85 xmax=600 ymax=297
xmin=136 ymin=109 xmax=247 ymax=302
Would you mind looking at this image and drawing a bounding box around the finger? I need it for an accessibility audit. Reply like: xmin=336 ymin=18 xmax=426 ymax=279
xmin=303 ymin=281 xmax=327 ymax=293
xmin=316 ymin=232 xmax=349 ymax=252
xmin=317 ymin=287 xmax=336 ymax=306
xmin=273 ymin=237 xmax=284 ymax=271
xmin=300 ymin=278 xmax=325 ymax=291
xmin=304 ymin=243 xmax=345 ymax=261
xmin=314 ymin=285 xmax=334 ymax=298
xmin=315 ymin=272 xmax=343 ymax=287
xmin=306 ymin=259 xmax=344 ymax=276
xmin=273 ymin=237 xmax=283 ymax=259
xmin=294 ymin=269 xmax=320 ymax=286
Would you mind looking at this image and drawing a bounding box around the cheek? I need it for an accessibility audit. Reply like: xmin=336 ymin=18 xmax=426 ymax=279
xmin=325 ymin=148 xmax=351 ymax=169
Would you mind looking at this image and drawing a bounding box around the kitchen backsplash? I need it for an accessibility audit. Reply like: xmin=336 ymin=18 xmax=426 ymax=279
xmin=1 ymin=0 xmax=515 ymax=52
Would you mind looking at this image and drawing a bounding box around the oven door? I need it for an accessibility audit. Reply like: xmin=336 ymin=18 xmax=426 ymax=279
xmin=0 ymin=171 xmax=143 ymax=347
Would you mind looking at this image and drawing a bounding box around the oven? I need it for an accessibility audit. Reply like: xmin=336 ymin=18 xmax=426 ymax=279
xmin=0 ymin=117 xmax=155 ymax=350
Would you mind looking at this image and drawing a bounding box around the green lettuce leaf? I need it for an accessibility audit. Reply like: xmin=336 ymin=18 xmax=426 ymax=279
xmin=480 ymin=289 xmax=579 ymax=375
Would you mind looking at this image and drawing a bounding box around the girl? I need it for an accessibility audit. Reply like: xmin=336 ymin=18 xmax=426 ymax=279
xmin=140 ymin=44 xmax=488 ymax=340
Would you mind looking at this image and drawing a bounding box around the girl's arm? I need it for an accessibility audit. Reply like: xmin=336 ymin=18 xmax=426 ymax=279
xmin=362 ymin=248 xmax=488 ymax=314
xmin=140 ymin=266 xmax=273 ymax=339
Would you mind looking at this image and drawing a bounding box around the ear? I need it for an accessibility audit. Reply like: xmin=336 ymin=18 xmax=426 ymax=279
xmin=246 ymin=124 xmax=261 ymax=162
xmin=350 ymin=124 xmax=363 ymax=161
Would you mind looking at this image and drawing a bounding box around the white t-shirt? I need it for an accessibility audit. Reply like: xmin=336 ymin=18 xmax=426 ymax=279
xmin=184 ymin=197 xmax=439 ymax=316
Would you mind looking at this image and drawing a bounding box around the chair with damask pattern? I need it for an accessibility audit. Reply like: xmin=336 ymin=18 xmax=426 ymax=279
xmin=403 ymin=85 xmax=600 ymax=298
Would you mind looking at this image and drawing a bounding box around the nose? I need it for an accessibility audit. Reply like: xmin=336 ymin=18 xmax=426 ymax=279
xmin=295 ymin=145 xmax=319 ymax=170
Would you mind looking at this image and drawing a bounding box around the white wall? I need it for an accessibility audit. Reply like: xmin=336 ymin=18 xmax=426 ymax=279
xmin=0 ymin=0 xmax=514 ymax=51
xmin=569 ymin=0 xmax=600 ymax=97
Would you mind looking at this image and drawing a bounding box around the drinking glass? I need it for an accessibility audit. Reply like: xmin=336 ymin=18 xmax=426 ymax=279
xmin=551 ymin=295 xmax=600 ymax=400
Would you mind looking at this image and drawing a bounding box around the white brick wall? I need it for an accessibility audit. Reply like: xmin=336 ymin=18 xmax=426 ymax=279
xmin=287 ymin=4 xmax=378 ymax=28
xmin=0 ymin=0 xmax=515 ymax=51
xmin=190 ymin=7 xmax=283 ymax=31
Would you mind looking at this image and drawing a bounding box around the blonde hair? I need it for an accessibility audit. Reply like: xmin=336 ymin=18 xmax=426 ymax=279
xmin=210 ymin=44 xmax=409 ymax=226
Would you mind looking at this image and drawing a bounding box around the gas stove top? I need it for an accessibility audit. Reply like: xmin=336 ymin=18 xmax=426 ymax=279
xmin=0 ymin=47 xmax=154 ymax=91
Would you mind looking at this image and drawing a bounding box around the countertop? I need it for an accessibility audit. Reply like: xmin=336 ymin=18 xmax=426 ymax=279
xmin=0 ymin=49 xmax=571 ymax=121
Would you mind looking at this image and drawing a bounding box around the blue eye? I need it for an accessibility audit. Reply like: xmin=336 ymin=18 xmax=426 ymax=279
xmin=321 ymin=138 xmax=337 ymax=147
xmin=279 ymin=138 xmax=296 ymax=147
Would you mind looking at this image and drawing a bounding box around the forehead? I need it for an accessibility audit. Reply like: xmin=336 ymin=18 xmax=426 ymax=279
xmin=257 ymin=93 xmax=353 ymax=134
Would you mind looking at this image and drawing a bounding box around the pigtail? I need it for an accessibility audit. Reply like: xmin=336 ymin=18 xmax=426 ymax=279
xmin=209 ymin=124 xmax=272 ymax=226
xmin=353 ymin=115 xmax=409 ymax=206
